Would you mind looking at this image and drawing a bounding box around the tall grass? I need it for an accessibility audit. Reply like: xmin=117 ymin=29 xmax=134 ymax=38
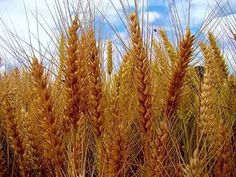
xmin=0 ymin=0 xmax=236 ymax=177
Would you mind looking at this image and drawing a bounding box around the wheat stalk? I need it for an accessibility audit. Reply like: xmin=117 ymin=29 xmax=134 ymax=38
xmin=0 ymin=143 xmax=6 ymax=177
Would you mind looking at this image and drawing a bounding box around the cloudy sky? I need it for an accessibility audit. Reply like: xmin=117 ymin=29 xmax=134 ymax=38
xmin=0 ymin=0 xmax=235 ymax=70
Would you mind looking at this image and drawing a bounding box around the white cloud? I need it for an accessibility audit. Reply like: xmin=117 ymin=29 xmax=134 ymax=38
xmin=173 ymin=0 xmax=236 ymax=27
xmin=0 ymin=0 xmax=141 ymax=70
xmin=143 ymin=11 xmax=161 ymax=23
xmin=0 ymin=0 xmax=137 ymax=40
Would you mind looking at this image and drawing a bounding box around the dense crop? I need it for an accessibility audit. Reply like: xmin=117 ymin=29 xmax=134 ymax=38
xmin=0 ymin=1 xmax=236 ymax=177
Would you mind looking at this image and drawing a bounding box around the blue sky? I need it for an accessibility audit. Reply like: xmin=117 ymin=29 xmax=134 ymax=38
xmin=0 ymin=0 xmax=236 ymax=70
xmin=1 ymin=0 xmax=232 ymax=42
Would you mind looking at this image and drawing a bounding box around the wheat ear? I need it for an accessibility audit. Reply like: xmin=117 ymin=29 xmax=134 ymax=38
xmin=159 ymin=28 xmax=178 ymax=64
xmin=208 ymin=32 xmax=228 ymax=79
xmin=31 ymin=58 xmax=65 ymax=176
xmin=63 ymin=17 xmax=81 ymax=133
xmin=183 ymin=149 xmax=205 ymax=177
xmin=87 ymin=28 xmax=104 ymax=138
xmin=107 ymin=40 xmax=113 ymax=76
xmin=165 ymin=29 xmax=195 ymax=121
xmin=57 ymin=33 xmax=66 ymax=81
xmin=2 ymin=92 xmax=30 ymax=177
xmin=129 ymin=12 xmax=153 ymax=138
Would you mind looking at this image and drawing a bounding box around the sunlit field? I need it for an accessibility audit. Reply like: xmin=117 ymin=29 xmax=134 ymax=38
xmin=0 ymin=0 xmax=236 ymax=176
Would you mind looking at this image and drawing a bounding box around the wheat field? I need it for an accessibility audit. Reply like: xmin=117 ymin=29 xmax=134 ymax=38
xmin=0 ymin=0 xmax=235 ymax=177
